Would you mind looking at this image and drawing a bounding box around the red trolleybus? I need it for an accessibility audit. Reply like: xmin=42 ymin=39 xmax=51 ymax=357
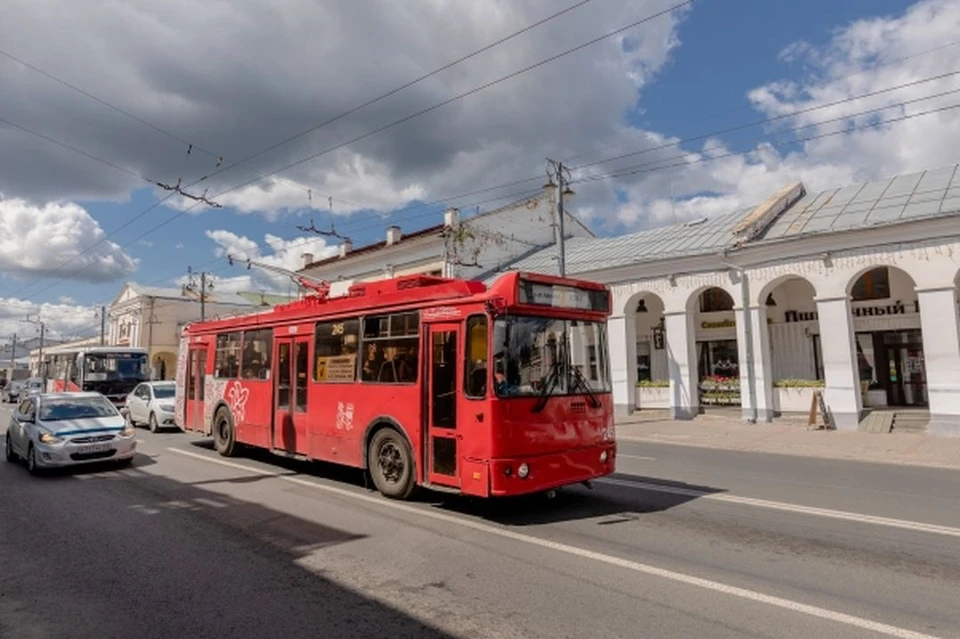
xmin=174 ymin=272 xmax=615 ymax=499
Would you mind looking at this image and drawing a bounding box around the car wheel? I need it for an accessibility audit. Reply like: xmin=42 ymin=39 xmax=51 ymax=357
xmin=26 ymin=445 xmax=42 ymax=476
xmin=213 ymin=408 xmax=236 ymax=457
xmin=5 ymin=434 xmax=17 ymax=462
xmin=149 ymin=412 xmax=160 ymax=433
xmin=368 ymin=428 xmax=416 ymax=500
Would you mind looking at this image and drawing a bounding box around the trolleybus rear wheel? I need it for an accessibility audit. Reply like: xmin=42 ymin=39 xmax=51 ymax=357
xmin=368 ymin=428 xmax=415 ymax=500
xmin=213 ymin=408 xmax=237 ymax=457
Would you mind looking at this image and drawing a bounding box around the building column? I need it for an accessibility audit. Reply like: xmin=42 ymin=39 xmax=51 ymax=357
xmin=608 ymin=315 xmax=637 ymax=416
xmin=665 ymin=310 xmax=698 ymax=419
xmin=735 ymin=305 xmax=774 ymax=422
xmin=815 ymin=296 xmax=862 ymax=429
xmin=917 ymin=287 xmax=960 ymax=435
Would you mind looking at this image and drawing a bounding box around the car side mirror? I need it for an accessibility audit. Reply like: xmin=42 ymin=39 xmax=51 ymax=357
xmin=22 ymin=413 xmax=35 ymax=423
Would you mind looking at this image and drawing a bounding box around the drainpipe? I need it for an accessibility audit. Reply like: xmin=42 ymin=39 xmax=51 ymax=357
xmin=718 ymin=254 xmax=757 ymax=423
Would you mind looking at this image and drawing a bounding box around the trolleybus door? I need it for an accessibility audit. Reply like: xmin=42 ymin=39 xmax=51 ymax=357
xmin=425 ymin=323 xmax=461 ymax=488
xmin=185 ymin=347 xmax=206 ymax=431
xmin=273 ymin=336 xmax=309 ymax=454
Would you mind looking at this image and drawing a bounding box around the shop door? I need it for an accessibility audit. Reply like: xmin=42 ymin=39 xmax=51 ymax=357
xmin=885 ymin=335 xmax=927 ymax=407
xmin=425 ymin=323 xmax=461 ymax=488
xmin=185 ymin=348 xmax=206 ymax=431
xmin=273 ymin=336 xmax=310 ymax=453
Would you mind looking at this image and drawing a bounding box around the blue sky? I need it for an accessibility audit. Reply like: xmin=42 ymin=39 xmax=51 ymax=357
xmin=2 ymin=0 xmax=957 ymax=338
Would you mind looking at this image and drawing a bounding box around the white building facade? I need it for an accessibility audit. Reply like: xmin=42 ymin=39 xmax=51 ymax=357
xmin=501 ymin=165 xmax=960 ymax=436
xmin=298 ymin=190 xmax=593 ymax=289
xmin=108 ymin=283 xmax=265 ymax=380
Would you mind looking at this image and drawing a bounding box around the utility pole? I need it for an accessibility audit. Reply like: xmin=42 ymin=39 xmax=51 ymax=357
xmin=100 ymin=305 xmax=106 ymax=345
xmin=545 ymin=159 xmax=575 ymax=277
xmin=184 ymin=267 xmax=213 ymax=322
xmin=146 ymin=297 xmax=161 ymax=379
xmin=9 ymin=333 xmax=17 ymax=375
xmin=24 ymin=314 xmax=45 ymax=379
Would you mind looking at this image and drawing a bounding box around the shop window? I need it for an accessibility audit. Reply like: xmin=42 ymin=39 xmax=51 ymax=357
xmin=464 ymin=315 xmax=488 ymax=398
xmin=314 ymin=318 xmax=360 ymax=382
xmin=241 ymin=329 xmax=272 ymax=380
xmin=361 ymin=312 xmax=419 ymax=383
xmin=851 ymin=267 xmax=890 ymax=301
xmin=214 ymin=332 xmax=241 ymax=378
xmin=699 ymin=288 xmax=735 ymax=313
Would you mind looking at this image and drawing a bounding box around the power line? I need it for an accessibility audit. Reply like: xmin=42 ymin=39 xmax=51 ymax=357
xmin=214 ymin=1 xmax=693 ymax=196
xmin=312 ymin=68 xmax=960 ymax=236
xmin=188 ymin=0 xmax=595 ymax=186
xmin=570 ymin=69 xmax=960 ymax=170
xmin=574 ymin=101 xmax=960 ymax=185
xmin=0 ymin=0 xmax=616 ymax=298
xmin=562 ymin=37 xmax=960 ymax=163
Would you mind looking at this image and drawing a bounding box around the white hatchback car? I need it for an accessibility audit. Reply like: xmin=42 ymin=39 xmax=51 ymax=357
xmin=5 ymin=392 xmax=137 ymax=475
xmin=124 ymin=381 xmax=177 ymax=432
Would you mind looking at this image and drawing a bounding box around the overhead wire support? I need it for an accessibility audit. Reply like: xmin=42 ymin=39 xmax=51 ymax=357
xmin=155 ymin=178 xmax=222 ymax=208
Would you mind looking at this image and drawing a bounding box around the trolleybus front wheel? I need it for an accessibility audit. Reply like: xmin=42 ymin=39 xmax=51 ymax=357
xmin=368 ymin=428 xmax=415 ymax=500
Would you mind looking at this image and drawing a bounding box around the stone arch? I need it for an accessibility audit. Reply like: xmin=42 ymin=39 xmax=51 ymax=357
xmin=152 ymin=351 xmax=177 ymax=380
xmin=844 ymin=263 xmax=921 ymax=299
xmin=755 ymin=273 xmax=820 ymax=308
xmin=844 ymin=264 xmax=928 ymax=409
xmin=685 ymin=285 xmax=736 ymax=314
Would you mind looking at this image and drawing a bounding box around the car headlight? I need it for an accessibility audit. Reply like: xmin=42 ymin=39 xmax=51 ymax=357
xmin=38 ymin=432 xmax=63 ymax=444
xmin=120 ymin=425 xmax=136 ymax=438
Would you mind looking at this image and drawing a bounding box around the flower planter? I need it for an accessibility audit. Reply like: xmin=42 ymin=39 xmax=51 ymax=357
xmin=635 ymin=385 xmax=670 ymax=409
xmin=773 ymin=386 xmax=817 ymax=413
xmin=699 ymin=376 xmax=740 ymax=406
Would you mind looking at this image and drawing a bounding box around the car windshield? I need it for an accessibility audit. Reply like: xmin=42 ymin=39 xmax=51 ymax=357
xmin=152 ymin=384 xmax=176 ymax=399
xmin=84 ymin=353 xmax=148 ymax=381
xmin=39 ymin=396 xmax=119 ymax=421
xmin=492 ymin=316 xmax=611 ymax=398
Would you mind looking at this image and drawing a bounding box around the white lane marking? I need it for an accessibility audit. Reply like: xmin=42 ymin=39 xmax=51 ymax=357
xmin=166 ymin=447 xmax=941 ymax=639
xmin=618 ymin=454 xmax=656 ymax=461
xmin=600 ymin=478 xmax=960 ymax=538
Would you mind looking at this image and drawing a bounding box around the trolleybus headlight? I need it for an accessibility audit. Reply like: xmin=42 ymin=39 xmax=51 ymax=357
xmin=517 ymin=463 xmax=530 ymax=479
xmin=600 ymin=450 xmax=608 ymax=463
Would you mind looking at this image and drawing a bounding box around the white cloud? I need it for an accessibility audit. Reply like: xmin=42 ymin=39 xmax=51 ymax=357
xmin=587 ymin=0 xmax=960 ymax=229
xmin=174 ymin=242 xmax=184 ymax=250
xmin=0 ymin=0 xmax=689 ymax=221
xmin=0 ymin=297 xmax=100 ymax=342
xmin=0 ymin=197 xmax=139 ymax=282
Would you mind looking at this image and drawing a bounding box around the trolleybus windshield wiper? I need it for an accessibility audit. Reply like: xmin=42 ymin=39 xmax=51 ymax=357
xmin=569 ymin=365 xmax=602 ymax=408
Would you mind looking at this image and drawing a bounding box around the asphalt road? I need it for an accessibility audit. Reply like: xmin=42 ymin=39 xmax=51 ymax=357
xmin=2 ymin=403 xmax=959 ymax=639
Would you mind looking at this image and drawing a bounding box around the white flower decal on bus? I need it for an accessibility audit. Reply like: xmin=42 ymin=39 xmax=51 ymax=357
xmin=336 ymin=401 xmax=355 ymax=431
xmin=227 ymin=381 xmax=249 ymax=425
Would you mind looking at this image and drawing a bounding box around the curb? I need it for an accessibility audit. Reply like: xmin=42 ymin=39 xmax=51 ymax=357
xmin=616 ymin=435 xmax=960 ymax=472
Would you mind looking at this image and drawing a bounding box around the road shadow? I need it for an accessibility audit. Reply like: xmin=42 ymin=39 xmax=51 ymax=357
xmin=0 ymin=452 xmax=454 ymax=639
xmin=183 ymin=437 xmax=726 ymax=527
xmin=431 ymin=473 xmax=726 ymax=527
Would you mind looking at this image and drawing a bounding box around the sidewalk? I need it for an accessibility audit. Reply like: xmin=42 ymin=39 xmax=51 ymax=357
xmin=615 ymin=410 xmax=960 ymax=471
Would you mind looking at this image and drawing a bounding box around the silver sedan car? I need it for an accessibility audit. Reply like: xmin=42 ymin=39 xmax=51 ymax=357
xmin=5 ymin=392 xmax=137 ymax=475
xmin=124 ymin=381 xmax=177 ymax=432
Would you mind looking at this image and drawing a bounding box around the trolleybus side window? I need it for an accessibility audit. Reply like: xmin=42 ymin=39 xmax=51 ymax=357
xmin=464 ymin=315 xmax=488 ymax=399
xmin=361 ymin=312 xmax=419 ymax=384
xmin=241 ymin=329 xmax=273 ymax=380
xmin=214 ymin=332 xmax=241 ymax=378
xmin=314 ymin=319 xmax=360 ymax=383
